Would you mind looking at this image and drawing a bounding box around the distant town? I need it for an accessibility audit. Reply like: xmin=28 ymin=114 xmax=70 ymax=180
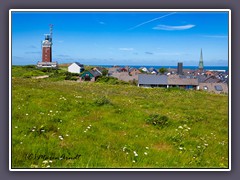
xmin=36 ymin=25 xmax=228 ymax=94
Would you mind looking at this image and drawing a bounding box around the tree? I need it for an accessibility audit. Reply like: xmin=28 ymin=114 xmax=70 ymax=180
xmin=158 ymin=67 xmax=167 ymax=74
xmin=102 ymin=69 xmax=108 ymax=76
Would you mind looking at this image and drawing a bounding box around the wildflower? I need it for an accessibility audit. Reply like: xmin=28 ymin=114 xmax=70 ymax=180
xmin=41 ymin=129 xmax=45 ymax=132
xmin=179 ymin=147 xmax=183 ymax=150
xmin=126 ymin=152 xmax=129 ymax=155
xmin=144 ymin=152 xmax=148 ymax=155
xmin=197 ymin=146 xmax=201 ymax=148
xmin=59 ymin=158 xmax=63 ymax=160
xmin=32 ymin=129 xmax=35 ymax=132
xmin=204 ymin=143 xmax=208 ymax=146
xmin=46 ymin=165 xmax=50 ymax=168
xmin=26 ymin=113 xmax=28 ymax=116
xmin=20 ymin=142 xmax=23 ymax=144
xmin=188 ymin=127 xmax=191 ymax=130
xmin=145 ymin=147 xmax=149 ymax=150
xmin=49 ymin=160 xmax=53 ymax=163
xmin=15 ymin=126 xmax=18 ymax=129
xmin=132 ymin=160 xmax=135 ymax=163
xmin=42 ymin=160 xmax=48 ymax=164
xmin=178 ymin=126 xmax=183 ymax=129
xmin=66 ymin=134 xmax=69 ymax=137
xmin=84 ymin=131 xmax=86 ymax=133
xmin=50 ymin=110 xmax=52 ymax=113
xmin=87 ymin=126 xmax=91 ymax=129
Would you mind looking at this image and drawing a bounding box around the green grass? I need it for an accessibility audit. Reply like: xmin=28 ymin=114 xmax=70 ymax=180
xmin=11 ymin=66 xmax=229 ymax=169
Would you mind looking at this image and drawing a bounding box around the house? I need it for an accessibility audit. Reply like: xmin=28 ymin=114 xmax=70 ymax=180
xmin=110 ymin=72 xmax=138 ymax=82
xmin=199 ymin=83 xmax=228 ymax=94
xmin=168 ymin=75 xmax=199 ymax=90
xmin=68 ymin=62 xmax=84 ymax=74
xmin=138 ymin=74 xmax=199 ymax=90
xmin=138 ymin=74 xmax=168 ymax=88
xmin=80 ymin=69 xmax=101 ymax=82
xmin=129 ymin=68 xmax=141 ymax=76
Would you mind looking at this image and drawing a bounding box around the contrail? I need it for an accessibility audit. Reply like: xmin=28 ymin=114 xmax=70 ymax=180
xmin=128 ymin=12 xmax=177 ymax=30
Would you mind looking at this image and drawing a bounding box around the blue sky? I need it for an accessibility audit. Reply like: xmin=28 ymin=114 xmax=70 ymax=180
xmin=11 ymin=11 xmax=229 ymax=66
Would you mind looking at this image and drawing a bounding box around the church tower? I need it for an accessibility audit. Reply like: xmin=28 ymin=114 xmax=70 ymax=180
xmin=198 ymin=48 xmax=204 ymax=71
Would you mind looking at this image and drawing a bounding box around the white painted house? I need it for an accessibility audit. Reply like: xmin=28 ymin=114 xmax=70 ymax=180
xmin=68 ymin=62 xmax=84 ymax=74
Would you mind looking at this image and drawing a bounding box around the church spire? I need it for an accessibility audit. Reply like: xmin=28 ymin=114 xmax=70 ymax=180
xmin=198 ymin=48 xmax=204 ymax=71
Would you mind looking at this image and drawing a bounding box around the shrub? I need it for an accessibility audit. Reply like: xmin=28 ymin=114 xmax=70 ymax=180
xmin=94 ymin=96 xmax=112 ymax=106
xmin=146 ymin=114 xmax=169 ymax=128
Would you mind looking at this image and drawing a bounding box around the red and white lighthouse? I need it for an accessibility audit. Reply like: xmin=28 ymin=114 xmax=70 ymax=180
xmin=37 ymin=24 xmax=57 ymax=69
xmin=42 ymin=24 xmax=53 ymax=62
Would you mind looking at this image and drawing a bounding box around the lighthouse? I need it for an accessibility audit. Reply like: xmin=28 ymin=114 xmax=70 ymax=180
xmin=37 ymin=24 xmax=58 ymax=68
xmin=42 ymin=24 xmax=53 ymax=62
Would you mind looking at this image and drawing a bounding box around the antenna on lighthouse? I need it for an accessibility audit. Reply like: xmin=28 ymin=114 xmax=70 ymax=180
xmin=49 ymin=24 xmax=53 ymax=42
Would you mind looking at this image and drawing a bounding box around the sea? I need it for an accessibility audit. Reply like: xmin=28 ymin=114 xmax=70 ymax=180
xmin=97 ymin=65 xmax=229 ymax=72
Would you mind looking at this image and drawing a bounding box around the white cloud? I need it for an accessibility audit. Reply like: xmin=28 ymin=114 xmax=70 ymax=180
xmin=99 ymin=21 xmax=106 ymax=25
xmin=128 ymin=12 xmax=176 ymax=30
xmin=153 ymin=24 xmax=195 ymax=31
xmin=119 ymin=48 xmax=134 ymax=51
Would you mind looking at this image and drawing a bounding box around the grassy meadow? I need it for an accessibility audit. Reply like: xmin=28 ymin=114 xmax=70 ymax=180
xmin=11 ymin=66 xmax=229 ymax=169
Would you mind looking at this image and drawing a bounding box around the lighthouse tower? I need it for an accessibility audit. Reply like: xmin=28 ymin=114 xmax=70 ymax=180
xmin=37 ymin=24 xmax=58 ymax=69
xmin=42 ymin=24 xmax=53 ymax=62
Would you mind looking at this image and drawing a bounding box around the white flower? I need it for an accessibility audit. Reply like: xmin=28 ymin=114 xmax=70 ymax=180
xmin=178 ymin=126 xmax=183 ymax=129
xmin=50 ymin=110 xmax=52 ymax=113
xmin=66 ymin=134 xmax=69 ymax=137
xmin=84 ymin=131 xmax=86 ymax=133
xmin=15 ymin=126 xmax=18 ymax=128
xmin=132 ymin=160 xmax=135 ymax=163
xmin=87 ymin=126 xmax=91 ymax=129
xmin=32 ymin=129 xmax=35 ymax=132
xmin=144 ymin=152 xmax=148 ymax=155
xmin=26 ymin=114 xmax=28 ymax=116
xmin=20 ymin=142 xmax=23 ymax=144
xmin=197 ymin=146 xmax=201 ymax=148
xmin=179 ymin=147 xmax=183 ymax=150
xmin=204 ymin=143 xmax=208 ymax=146
xmin=41 ymin=130 xmax=45 ymax=132
xmin=42 ymin=160 xmax=48 ymax=164
xmin=49 ymin=160 xmax=53 ymax=163
xmin=46 ymin=165 xmax=50 ymax=168
xmin=134 ymin=153 xmax=138 ymax=157
xmin=145 ymin=147 xmax=149 ymax=150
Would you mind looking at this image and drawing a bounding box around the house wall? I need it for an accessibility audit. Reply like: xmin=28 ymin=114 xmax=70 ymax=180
xmin=68 ymin=63 xmax=80 ymax=73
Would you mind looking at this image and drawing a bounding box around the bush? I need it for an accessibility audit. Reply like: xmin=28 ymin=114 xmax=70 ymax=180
xmin=146 ymin=114 xmax=169 ymax=128
xmin=94 ymin=96 xmax=112 ymax=106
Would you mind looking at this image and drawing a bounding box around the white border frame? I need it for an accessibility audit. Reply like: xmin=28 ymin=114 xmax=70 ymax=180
xmin=9 ymin=9 xmax=231 ymax=171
